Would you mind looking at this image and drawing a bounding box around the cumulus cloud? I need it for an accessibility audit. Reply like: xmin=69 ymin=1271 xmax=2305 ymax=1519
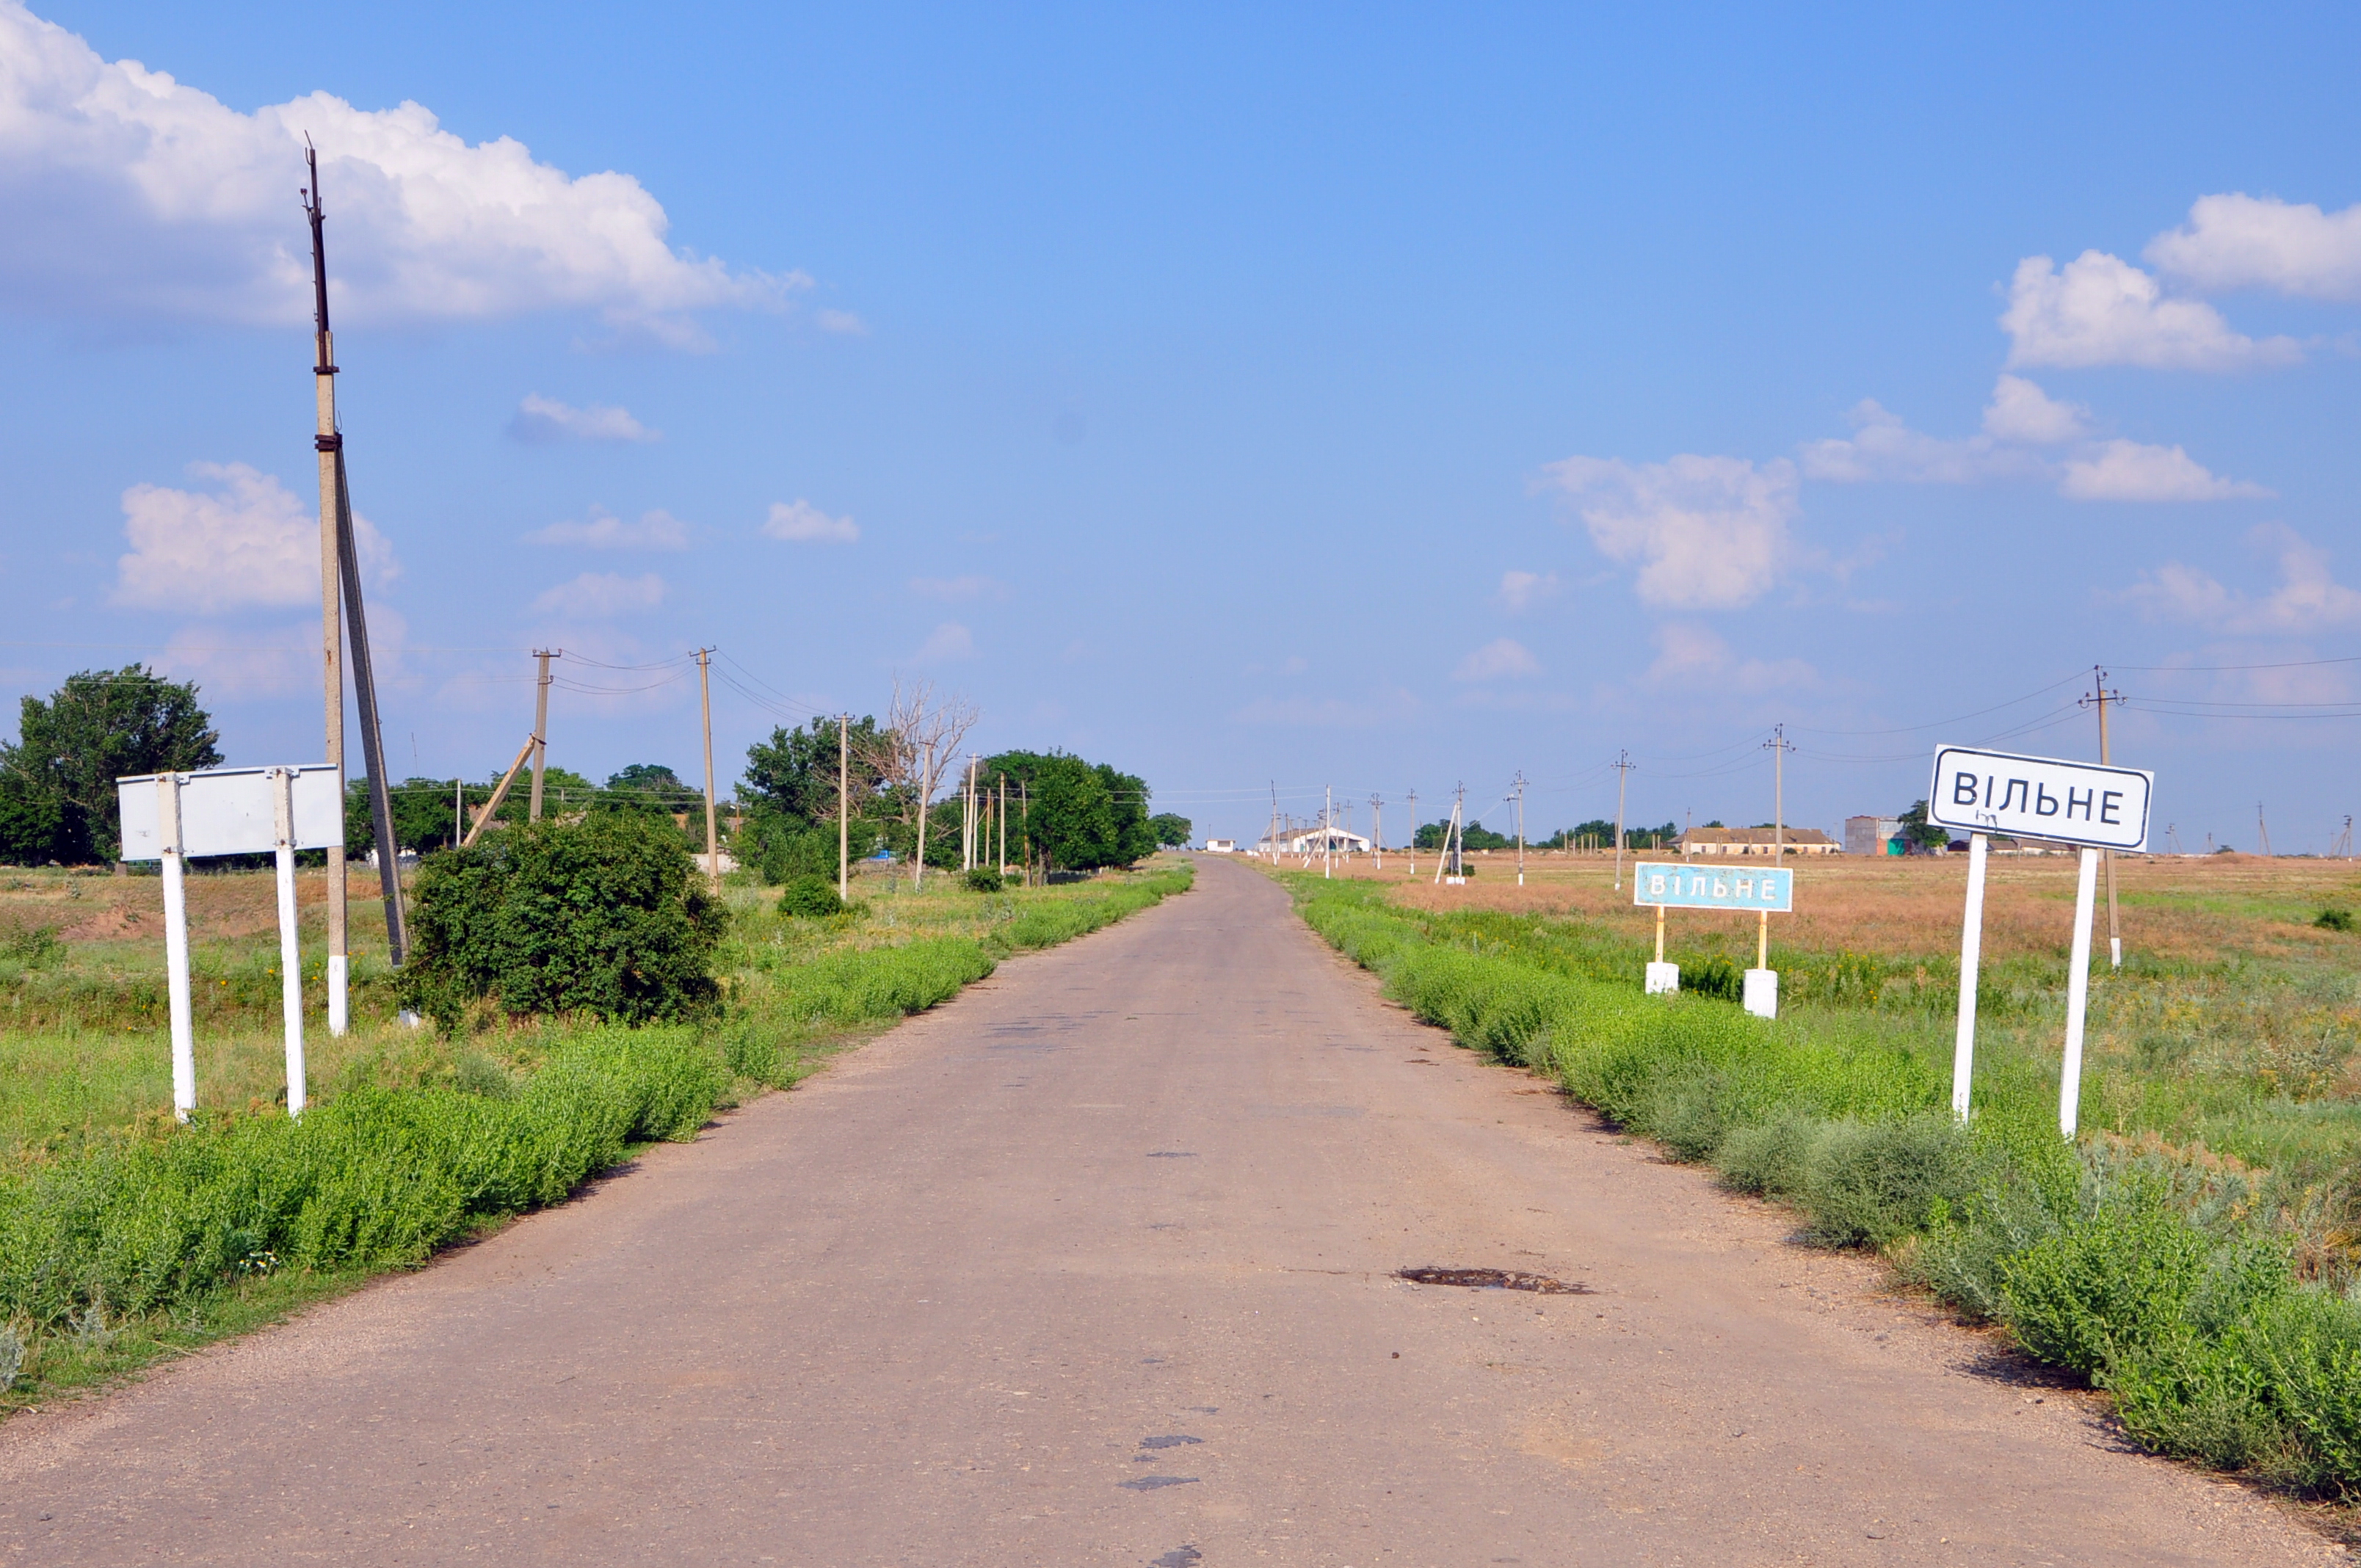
xmin=2118 ymin=526 xmax=2361 ymax=635
xmin=1541 ymin=454 xmax=1796 ymax=609
xmin=0 ymin=1 xmax=799 ymax=333
xmin=1452 ymin=638 xmax=1540 ymax=682
xmin=909 ymin=575 xmax=1007 ymax=603
xmin=112 ymin=461 xmax=396 ymax=612
xmin=2058 ymin=440 xmax=2273 ymax=502
xmin=526 ymin=507 xmax=687 ymax=550
xmin=507 ymin=395 xmax=657 ymax=445
xmin=1981 ymin=374 xmax=2089 ymax=445
xmin=909 ymin=622 xmax=976 ymax=664
xmin=1644 ymin=623 xmax=1815 ymax=693
xmin=763 ymin=498 xmax=859 ymax=544
xmin=1497 ymin=570 xmax=1560 ymax=612
xmin=2147 ymin=193 xmax=2361 ymax=301
xmin=2000 ymin=251 xmax=2300 ymax=371
xmin=529 ymin=571 xmax=664 ymax=617
xmin=1800 ymin=398 xmax=2032 ymax=484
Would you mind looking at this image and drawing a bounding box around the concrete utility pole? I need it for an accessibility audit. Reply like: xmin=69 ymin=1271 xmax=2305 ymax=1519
xmin=1763 ymin=725 xmax=1793 ymax=858
xmin=1405 ymin=789 xmax=1418 ymax=876
xmin=1370 ymin=794 xmax=1384 ymax=870
xmin=1324 ymin=784 xmax=1334 ymax=879
xmin=306 ymin=152 xmax=349 ymax=1034
xmin=695 ymin=648 xmax=719 ymax=894
xmin=528 ymin=649 xmax=554 ymax=821
xmin=1612 ymin=751 xmax=1632 ymax=892
xmin=838 ymin=714 xmax=851 ymax=902
xmin=2080 ymin=667 xmax=2124 ymax=967
xmin=1513 ymin=772 xmax=1527 ymax=887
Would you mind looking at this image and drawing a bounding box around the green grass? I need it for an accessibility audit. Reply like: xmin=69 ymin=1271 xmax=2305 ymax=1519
xmin=1284 ymin=871 xmax=2361 ymax=1498
xmin=0 ymin=857 xmax=1192 ymax=1412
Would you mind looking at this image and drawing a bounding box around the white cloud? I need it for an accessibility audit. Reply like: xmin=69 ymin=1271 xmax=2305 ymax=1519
xmin=1541 ymin=454 xmax=1796 ymax=609
xmin=815 ymin=308 xmax=868 ymax=335
xmin=2000 ymin=251 xmax=2300 ymax=371
xmin=2147 ymin=193 xmax=2361 ymax=301
xmin=526 ymin=507 xmax=687 ymax=550
xmin=112 ymin=461 xmax=396 ymax=612
xmin=0 ymin=1 xmax=799 ymax=333
xmin=909 ymin=622 xmax=976 ymax=663
xmin=529 ymin=571 xmax=664 ymax=617
xmin=1800 ymin=398 xmax=2036 ymax=484
xmin=909 ymin=575 xmax=1007 ymax=603
xmin=1981 ymin=374 xmax=2089 ymax=445
xmin=1644 ymin=623 xmax=1816 ymax=693
xmin=1452 ymin=638 xmax=1540 ymax=682
xmin=507 ymin=395 xmax=657 ymax=445
xmin=1497 ymin=570 xmax=1560 ymax=612
xmin=2058 ymin=439 xmax=2273 ymax=502
xmin=2118 ymin=525 xmax=2361 ymax=635
xmin=764 ymin=498 xmax=859 ymax=544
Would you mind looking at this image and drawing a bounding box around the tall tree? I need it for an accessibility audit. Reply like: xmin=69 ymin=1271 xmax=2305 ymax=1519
xmin=866 ymin=683 xmax=977 ymax=887
xmin=985 ymin=749 xmax=1155 ymax=874
xmin=742 ymin=716 xmax=887 ymax=823
xmin=0 ymin=666 xmax=222 ymax=865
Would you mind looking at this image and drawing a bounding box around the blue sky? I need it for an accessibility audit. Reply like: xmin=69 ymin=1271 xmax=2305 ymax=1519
xmin=4 ymin=1 xmax=2359 ymax=852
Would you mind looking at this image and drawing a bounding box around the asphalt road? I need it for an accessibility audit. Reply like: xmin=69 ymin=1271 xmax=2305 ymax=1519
xmin=1 ymin=857 xmax=2341 ymax=1565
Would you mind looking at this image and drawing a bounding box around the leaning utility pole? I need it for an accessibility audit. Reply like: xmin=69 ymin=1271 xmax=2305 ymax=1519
xmin=695 ymin=648 xmax=719 ymax=893
xmin=2257 ymin=803 xmax=2273 ymax=858
xmin=303 ymin=145 xmax=405 ymax=1004
xmin=1612 ymin=750 xmax=1633 ymax=891
xmin=528 ymin=650 xmax=555 ymax=821
xmin=2080 ymin=667 xmax=2125 ymax=967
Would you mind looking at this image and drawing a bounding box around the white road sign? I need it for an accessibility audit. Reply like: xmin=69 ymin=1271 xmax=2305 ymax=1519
xmin=117 ymin=765 xmax=344 ymax=860
xmin=1926 ymin=745 xmax=2152 ymax=854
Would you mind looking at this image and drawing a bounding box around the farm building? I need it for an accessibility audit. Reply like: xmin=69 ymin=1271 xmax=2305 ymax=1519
xmin=1678 ymin=827 xmax=1839 ymax=857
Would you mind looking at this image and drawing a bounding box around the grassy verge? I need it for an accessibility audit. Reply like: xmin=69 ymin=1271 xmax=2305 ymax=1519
xmin=0 ymin=857 xmax=1192 ymax=1412
xmin=1285 ymin=870 xmax=2361 ymax=1499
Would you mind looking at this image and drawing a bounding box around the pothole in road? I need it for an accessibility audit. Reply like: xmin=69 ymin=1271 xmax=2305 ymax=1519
xmin=1397 ymin=1266 xmax=1592 ymax=1295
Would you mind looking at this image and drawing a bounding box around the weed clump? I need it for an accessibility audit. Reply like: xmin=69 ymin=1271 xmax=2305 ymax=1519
xmin=778 ymin=875 xmax=846 ymax=918
xmin=964 ymin=868 xmax=1004 ymax=893
xmin=2317 ymin=907 xmax=2354 ymax=933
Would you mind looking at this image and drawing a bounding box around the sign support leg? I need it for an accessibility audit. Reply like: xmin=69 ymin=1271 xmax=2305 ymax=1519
xmin=1756 ymin=908 xmax=1767 ymax=970
xmin=157 ymin=774 xmax=195 ymax=1122
xmin=2060 ymin=845 xmax=2100 ymax=1139
xmin=273 ymin=769 xmax=308 ymax=1117
xmin=1655 ymin=904 xmax=1665 ymax=964
xmin=1951 ymin=830 xmax=1987 ymax=1122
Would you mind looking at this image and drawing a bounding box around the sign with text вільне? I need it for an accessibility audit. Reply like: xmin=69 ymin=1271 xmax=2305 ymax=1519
xmin=1633 ymin=863 xmax=1793 ymax=912
xmin=1925 ymin=745 xmax=2152 ymax=854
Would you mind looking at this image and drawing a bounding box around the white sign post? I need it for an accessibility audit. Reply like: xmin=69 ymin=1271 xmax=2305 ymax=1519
xmin=1926 ymin=744 xmax=2153 ymax=1137
xmin=118 ymin=765 xmax=344 ymax=1120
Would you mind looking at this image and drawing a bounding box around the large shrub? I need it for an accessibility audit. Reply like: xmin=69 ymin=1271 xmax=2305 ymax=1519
xmin=399 ymin=813 xmax=727 ymax=1026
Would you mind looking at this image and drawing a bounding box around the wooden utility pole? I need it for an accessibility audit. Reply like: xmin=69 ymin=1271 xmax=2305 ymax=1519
xmin=838 ymin=714 xmax=851 ymax=902
xmin=2081 ymin=667 xmax=2124 ymax=967
xmin=997 ymin=774 xmax=1008 ymax=874
xmin=695 ymin=648 xmax=719 ymax=893
xmin=528 ymin=650 xmax=554 ymax=821
xmin=1612 ymin=751 xmax=1633 ymax=891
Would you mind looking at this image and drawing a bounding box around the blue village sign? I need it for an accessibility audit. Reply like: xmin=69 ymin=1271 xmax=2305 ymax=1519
xmin=1632 ymin=863 xmax=1794 ymax=913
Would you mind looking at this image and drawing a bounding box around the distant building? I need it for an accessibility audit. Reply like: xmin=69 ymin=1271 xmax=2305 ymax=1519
xmin=1679 ymin=826 xmax=1839 ymax=857
xmin=1203 ymin=838 xmax=1238 ymax=853
xmin=1846 ymin=816 xmax=1904 ymax=856
xmin=1258 ymin=826 xmax=1375 ymax=855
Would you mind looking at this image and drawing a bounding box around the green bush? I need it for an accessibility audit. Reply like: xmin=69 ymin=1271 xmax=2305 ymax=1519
xmin=2318 ymin=907 xmax=2355 ymax=933
xmin=778 ymin=874 xmax=845 ymax=918
xmin=964 ymin=867 xmax=1004 ymax=893
xmin=399 ymin=814 xmax=727 ymax=1027
xmin=1684 ymin=954 xmax=1743 ymax=1002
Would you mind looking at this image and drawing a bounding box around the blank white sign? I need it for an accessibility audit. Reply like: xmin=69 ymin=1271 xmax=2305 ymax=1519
xmin=117 ymin=766 xmax=345 ymax=860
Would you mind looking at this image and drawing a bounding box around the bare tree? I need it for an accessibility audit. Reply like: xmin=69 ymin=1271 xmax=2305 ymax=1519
xmin=865 ymin=678 xmax=978 ymax=888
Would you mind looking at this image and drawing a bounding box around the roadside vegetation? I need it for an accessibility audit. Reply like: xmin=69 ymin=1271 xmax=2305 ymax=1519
xmin=0 ymin=835 xmax=1189 ymax=1413
xmin=1282 ymin=862 xmax=2361 ymax=1499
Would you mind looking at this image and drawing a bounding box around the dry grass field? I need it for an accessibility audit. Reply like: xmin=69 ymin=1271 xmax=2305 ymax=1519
xmin=1294 ymin=846 xmax=2361 ymax=968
